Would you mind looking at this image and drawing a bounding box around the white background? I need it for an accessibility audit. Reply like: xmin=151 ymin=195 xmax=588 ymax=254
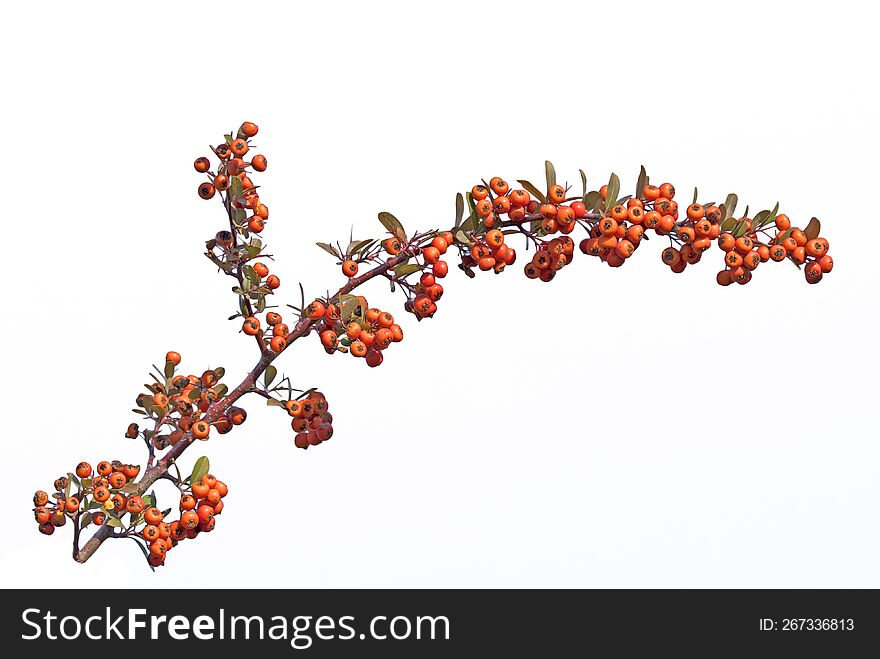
xmin=1 ymin=0 xmax=877 ymax=588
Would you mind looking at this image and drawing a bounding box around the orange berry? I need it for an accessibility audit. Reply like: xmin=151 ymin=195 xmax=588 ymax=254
xmin=242 ymin=316 xmax=260 ymax=335
xmin=198 ymin=182 xmax=216 ymax=200
xmin=489 ymin=177 xmax=509 ymax=196
xmin=659 ymin=183 xmax=675 ymax=199
xmin=471 ymin=185 xmax=489 ymax=201
xmin=240 ymin=121 xmax=259 ymax=138
xmin=192 ymin=421 xmax=210 ymax=440
xmin=306 ymin=301 xmax=326 ymax=320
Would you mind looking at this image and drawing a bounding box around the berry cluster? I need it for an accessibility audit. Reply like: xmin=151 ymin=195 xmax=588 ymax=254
xmin=33 ymin=460 xmax=227 ymax=568
xmin=713 ymin=215 xmax=832 ymax=285
xmin=461 ymin=228 xmax=519 ymax=275
xmin=32 ymin=461 xmax=140 ymax=536
xmin=132 ymin=352 xmax=247 ymax=445
xmin=313 ymin=297 xmax=404 ymax=367
xmin=243 ymin=307 xmax=290 ymax=354
xmin=285 ymin=390 xmax=334 ymax=449
xmin=195 ymin=121 xmax=268 ymax=235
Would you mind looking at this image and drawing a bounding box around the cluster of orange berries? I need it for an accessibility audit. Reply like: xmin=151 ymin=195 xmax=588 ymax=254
xmin=474 ymin=177 xmax=540 ymax=228
xmin=712 ymin=215 xmax=833 ymax=286
xmin=33 ymin=460 xmax=228 ymax=567
xmin=524 ymin=235 xmax=576 ymax=282
xmin=133 ymin=352 xmax=247 ymax=445
xmin=32 ymin=461 xmax=140 ymax=536
xmin=313 ymin=297 xmax=405 ymax=367
xmin=243 ymin=307 xmax=290 ymax=353
xmin=195 ymin=121 xmax=269 ymax=234
xmin=579 ymin=188 xmax=663 ymax=268
xmin=382 ymin=234 xmax=452 ymax=316
xmin=283 ymin=390 xmax=334 ymax=449
xmin=161 ymin=472 xmax=229 ymax=567
xmin=462 ymin=227 xmax=519 ymax=276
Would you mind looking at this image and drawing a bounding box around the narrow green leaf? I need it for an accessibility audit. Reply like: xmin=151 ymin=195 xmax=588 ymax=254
xmin=605 ymin=173 xmax=620 ymax=212
xmin=394 ymin=263 xmax=422 ymax=278
xmin=753 ymin=202 xmax=779 ymax=230
xmin=723 ymin=194 xmax=738 ymax=220
xmin=316 ymin=242 xmax=340 ymax=258
xmin=264 ymin=365 xmax=278 ymax=387
xmin=580 ymin=169 xmax=588 ymax=199
xmin=635 ymin=165 xmax=647 ymax=198
xmin=732 ymin=219 xmax=749 ymax=238
xmin=692 ymin=187 xmax=699 ymax=204
xmin=545 ymin=161 xmax=556 ymax=190
xmin=231 ymin=176 xmax=243 ymax=197
xmin=163 ymin=360 xmax=175 ymax=380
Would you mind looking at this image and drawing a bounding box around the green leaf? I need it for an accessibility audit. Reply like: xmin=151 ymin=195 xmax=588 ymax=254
xmin=635 ymin=165 xmax=647 ymax=198
xmin=692 ymin=187 xmax=699 ymax=204
xmin=545 ymin=161 xmax=556 ymax=190
xmin=455 ymin=193 xmax=464 ymax=227
xmin=580 ymin=169 xmax=588 ymax=199
xmin=243 ymin=264 xmax=259 ymax=283
xmin=232 ymin=208 xmax=247 ymax=225
xmin=214 ymin=384 xmax=228 ymax=397
xmin=378 ymin=212 xmax=407 ymax=242
xmin=189 ymin=456 xmax=210 ymax=486
xmin=732 ymin=219 xmax=749 ymax=238
xmin=338 ymin=293 xmax=361 ymax=321
xmin=516 ymin=180 xmax=546 ymax=204
xmin=720 ymin=215 xmax=737 ymax=232
xmin=723 ymin=193 xmax=738 ymax=220
xmin=753 ymin=202 xmax=779 ymax=230
xmin=804 ymin=217 xmax=821 ymax=240
xmin=120 ymin=482 xmax=140 ymax=494
xmin=394 ymin=263 xmax=422 ymax=278
xmin=583 ymin=190 xmax=603 ymax=212
xmin=454 ymin=228 xmax=473 ymax=245
xmin=459 ymin=212 xmax=476 ymax=234
xmin=107 ymin=516 xmax=124 ymax=528
xmin=316 ymin=242 xmax=340 ymax=258
xmin=264 ymin=365 xmax=278 ymax=387
xmin=187 ymin=388 xmax=202 ymax=401
xmin=347 ymin=239 xmax=373 ymax=257
xmin=80 ymin=511 xmax=92 ymax=528
xmin=231 ymin=176 xmax=243 ymax=197
xmin=605 ymin=173 xmax=620 ymax=212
